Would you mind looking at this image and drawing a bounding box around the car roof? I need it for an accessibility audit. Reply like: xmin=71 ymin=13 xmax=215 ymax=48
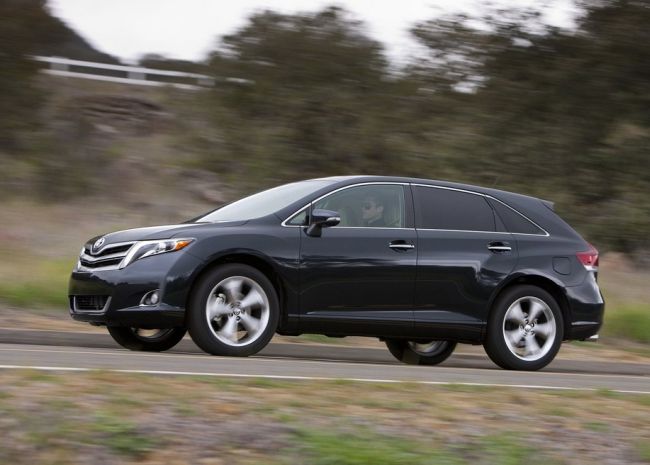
xmin=313 ymin=175 xmax=537 ymax=202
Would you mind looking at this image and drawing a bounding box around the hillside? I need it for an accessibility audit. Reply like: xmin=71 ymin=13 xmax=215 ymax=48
xmin=1 ymin=1 xmax=648 ymax=260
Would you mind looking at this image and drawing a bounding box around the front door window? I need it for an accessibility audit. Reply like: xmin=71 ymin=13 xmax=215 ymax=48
xmin=313 ymin=184 xmax=406 ymax=228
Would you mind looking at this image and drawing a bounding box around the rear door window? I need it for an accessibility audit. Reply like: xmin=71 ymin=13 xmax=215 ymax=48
xmin=413 ymin=186 xmax=496 ymax=232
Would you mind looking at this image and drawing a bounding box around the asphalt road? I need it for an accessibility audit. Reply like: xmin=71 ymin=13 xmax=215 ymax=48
xmin=0 ymin=329 xmax=648 ymax=393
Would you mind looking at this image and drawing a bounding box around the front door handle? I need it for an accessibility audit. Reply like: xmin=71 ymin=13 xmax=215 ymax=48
xmin=488 ymin=241 xmax=512 ymax=252
xmin=389 ymin=240 xmax=415 ymax=251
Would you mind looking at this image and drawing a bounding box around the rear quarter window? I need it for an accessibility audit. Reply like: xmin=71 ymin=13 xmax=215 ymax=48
xmin=487 ymin=198 xmax=546 ymax=235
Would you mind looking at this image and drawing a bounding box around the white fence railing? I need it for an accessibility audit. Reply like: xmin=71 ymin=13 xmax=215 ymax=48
xmin=32 ymin=56 xmax=218 ymax=90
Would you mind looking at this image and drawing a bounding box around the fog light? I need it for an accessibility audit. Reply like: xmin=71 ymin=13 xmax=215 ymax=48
xmin=140 ymin=290 xmax=160 ymax=306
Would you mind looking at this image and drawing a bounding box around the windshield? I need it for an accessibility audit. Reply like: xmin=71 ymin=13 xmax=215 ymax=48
xmin=197 ymin=180 xmax=335 ymax=223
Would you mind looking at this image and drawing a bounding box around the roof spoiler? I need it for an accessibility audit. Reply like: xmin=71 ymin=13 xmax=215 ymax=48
xmin=541 ymin=199 xmax=555 ymax=211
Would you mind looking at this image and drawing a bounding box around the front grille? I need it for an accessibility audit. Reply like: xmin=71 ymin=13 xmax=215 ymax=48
xmin=78 ymin=241 xmax=135 ymax=271
xmin=72 ymin=295 xmax=110 ymax=312
xmin=79 ymin=256 xmax=123 ymax=268
xmin=95 ymin=243 xmax=132 ymax=256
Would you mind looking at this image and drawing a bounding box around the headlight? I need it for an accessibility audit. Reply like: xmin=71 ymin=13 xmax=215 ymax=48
xmin=120 ymin=238 xmax=194 ymax=268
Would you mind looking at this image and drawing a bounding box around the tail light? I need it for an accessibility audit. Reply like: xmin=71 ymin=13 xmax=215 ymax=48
xmin=577 ymin=243 xmax=599 ymax=271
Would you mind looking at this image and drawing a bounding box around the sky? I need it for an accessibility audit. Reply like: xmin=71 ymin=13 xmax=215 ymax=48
xmin=48 ymin=0 xmax=581 ymax=64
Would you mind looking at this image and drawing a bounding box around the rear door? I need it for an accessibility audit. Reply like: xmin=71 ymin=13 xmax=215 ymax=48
xmin=412 ymin=185 xmax=518 ymax=340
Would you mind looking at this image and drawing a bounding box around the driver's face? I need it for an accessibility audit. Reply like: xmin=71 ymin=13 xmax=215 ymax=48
xmin=362 ymin=198 xmax=383 ymax=221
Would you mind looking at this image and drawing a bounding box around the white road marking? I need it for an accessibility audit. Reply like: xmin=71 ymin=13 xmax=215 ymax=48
xmin=0 ymin=364 xmax=648 ymax=394
xmin=0 ymin=345 xmax=646 ymax=380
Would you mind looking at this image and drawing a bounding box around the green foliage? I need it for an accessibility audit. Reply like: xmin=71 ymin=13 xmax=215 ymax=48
xmin=402 ymin=1 xmax=650 ymax=255
xmin=0 ymin=1 xmax=116 ymax=147
xmin=2 ymin=1 xmax=648 ymax=258
xmin=603 ymin=305 xmax=650 ymax=343
xmin=0 ymin=0 xmax=46 ymax=147
xmin=200 ymin=2 xmax=649 ymax=256
xmin=206 ymin=7 xmax=418 ymax=182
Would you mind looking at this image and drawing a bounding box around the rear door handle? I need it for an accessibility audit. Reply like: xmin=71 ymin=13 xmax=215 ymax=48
xmin=389 ymin=240 xmax=415 ymax=251
xmin=488 ymin=241 xmax=511 ymax=252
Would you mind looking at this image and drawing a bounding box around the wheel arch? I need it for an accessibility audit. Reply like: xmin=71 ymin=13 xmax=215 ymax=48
xmin=486 ymin=273 xmax=571 ymax=341
xmin=185 ymin=251 xmax=289 ymax=330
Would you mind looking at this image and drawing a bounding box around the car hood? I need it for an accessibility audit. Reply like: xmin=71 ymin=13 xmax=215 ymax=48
xmin=86 ymin=221 xmax=246 ymax=250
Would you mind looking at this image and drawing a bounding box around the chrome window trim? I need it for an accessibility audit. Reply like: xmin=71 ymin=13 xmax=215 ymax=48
xmin=410 ymin=183 xmax=550 ymax=237
xmin=320 ymin=226 xmax=413 ymax=231
xmin=281 ymin=180 xmax=550 ymax=237
xmin=281 ymin=182 xmax=411 ymax=229
xmin=417 ymin=228 xmax=507 ymax=234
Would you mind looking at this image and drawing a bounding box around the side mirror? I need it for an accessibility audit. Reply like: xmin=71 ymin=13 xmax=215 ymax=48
xmin=305 ymin=209 xmax=340 ymax=237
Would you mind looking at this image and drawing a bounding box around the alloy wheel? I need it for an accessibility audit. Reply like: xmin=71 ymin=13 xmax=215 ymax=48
xmin=502 ymin=296 xmax=556 ymax=361
xmin=205 ymin=276 xmax=270 ymax=347
xmin=407 ymin=340 xmax=447 ymax=356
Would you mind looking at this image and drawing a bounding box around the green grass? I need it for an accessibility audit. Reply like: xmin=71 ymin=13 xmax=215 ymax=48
xmin=636 ymin=441 xmax=650 ymax=462
xmin=0 ymin=258 xmax=74 ymax=308
xmin=292 ymin=429 xmax=562 ymax=465
xmin=584 ymin=421 xmax=610 ymax=432
xmin=480 ymin=433 xmax=535 ymax=465
xmin=293 ymin=429 xmax=464 ymax=465
xmin=91 ymin=411 xmax=155 ymax=457
xmin=603 ymin=305 xmax=650 ymax=344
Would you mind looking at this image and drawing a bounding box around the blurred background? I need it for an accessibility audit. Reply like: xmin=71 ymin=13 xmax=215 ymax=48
xmin=1 ymin=0 xmax=649 ymax=334
xmin=0 ymin=1 xmax=649 ymax=464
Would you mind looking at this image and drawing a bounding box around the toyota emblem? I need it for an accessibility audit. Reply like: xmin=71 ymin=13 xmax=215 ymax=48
xmin=93 ymin=237 xmax=106 ymax=251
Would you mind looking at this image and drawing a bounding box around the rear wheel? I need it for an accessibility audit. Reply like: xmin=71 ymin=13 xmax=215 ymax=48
xmin=188 ymin=264 xmax=279 ymax=357
xmin=107 ymin=326 xmax=186 ymax=352
xmin=385 ymin=339 xmax=457 ymax=365
xmin=484 ymin=285 xmax=563 ymax=371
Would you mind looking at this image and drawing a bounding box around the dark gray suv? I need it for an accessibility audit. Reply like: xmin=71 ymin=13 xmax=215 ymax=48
xmin=69 ymin=176 xmax=604 ymax=371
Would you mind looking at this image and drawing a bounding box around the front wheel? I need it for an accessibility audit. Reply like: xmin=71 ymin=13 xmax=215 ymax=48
xmin=385 ymin=339 xmax=457 ymax=365
xmin=187 ymin=264 xmax=279 ymax=357
xmin=107 ymin=326 xmax=186 ymax=352
xmin=484 ymin=285 xmax=563 ymax=371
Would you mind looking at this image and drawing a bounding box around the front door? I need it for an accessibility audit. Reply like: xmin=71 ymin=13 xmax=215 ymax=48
xmin=298 ymin=183 xmax=417 ymax=337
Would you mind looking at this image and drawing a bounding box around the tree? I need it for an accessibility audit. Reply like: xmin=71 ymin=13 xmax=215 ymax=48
xmin=205 ymin=7 xmax=410 ymax=182
xmin=0 ymin=0 xmax=48 ymax=147
xmin=409 ymin=0 xmax=650 ymax=253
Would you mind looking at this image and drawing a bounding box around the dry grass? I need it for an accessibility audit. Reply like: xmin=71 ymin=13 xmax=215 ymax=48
xmin=0 ymin=370 xmax=648 ymax=464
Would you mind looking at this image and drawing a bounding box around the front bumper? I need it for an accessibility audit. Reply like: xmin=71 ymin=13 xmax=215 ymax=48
xmin=68 ymin=251 xmax=203 ymax=328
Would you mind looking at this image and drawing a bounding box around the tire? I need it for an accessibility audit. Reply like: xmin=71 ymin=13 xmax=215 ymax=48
xmin=385 ymin=339 xmax=457 ymax=365
xmin=107 ymin=326 xmax=186 ymax=352
xmin=484 ymin=285 xmax=564 ymax=371
xmin=187 ymin=263 xmax=279 ymax=357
